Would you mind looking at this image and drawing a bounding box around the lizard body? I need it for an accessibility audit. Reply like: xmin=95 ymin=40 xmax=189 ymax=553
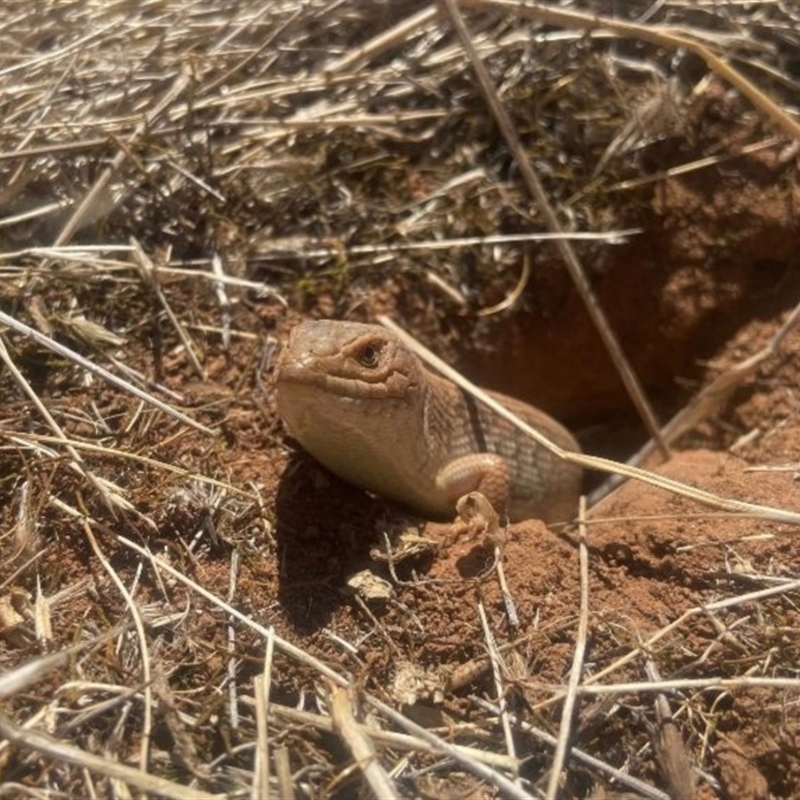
xmin=275 ymin=321 xmax=581 ymax=523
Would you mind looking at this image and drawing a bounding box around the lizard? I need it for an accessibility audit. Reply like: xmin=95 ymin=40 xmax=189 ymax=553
xmin=275 ymin=320 xmax=582 ymax=523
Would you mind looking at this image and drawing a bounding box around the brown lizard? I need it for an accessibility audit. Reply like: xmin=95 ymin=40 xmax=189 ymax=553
xmin=275 ymin=320 xmax=582 ymax=523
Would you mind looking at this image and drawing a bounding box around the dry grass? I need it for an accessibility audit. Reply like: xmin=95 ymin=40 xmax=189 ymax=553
xmin=1 ymin=1 xmax=800 ymax=798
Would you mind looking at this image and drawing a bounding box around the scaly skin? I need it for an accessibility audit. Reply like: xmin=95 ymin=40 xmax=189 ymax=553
xmin=275 ymin=321 xmax=582 ymax=523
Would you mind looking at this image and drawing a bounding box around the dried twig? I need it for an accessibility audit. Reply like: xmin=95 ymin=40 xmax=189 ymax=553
xmin=477 ymin=601 xmax=519 ymax=784
xmin=0 ymin=310 xmax=214 ymax=435
xmin=545 ymin=497 xmax=589 ymax=799
xmin=81 ymin=520 xmax=153 ymax=773
xmin=0 ymin=334 xmax=131 ymax=511
xmin=592 ymin=293 xmax=800 ymax=503
xmin=131 ymin=238 xmax=204 ymax=378
xmin=645 ymin=659 xmax=697 ymax=800
xmin=252 ymin=630 xmax=275 ymax=800
xmin=440 ymin=0 xmax=669 ymax=457
xmin=328 ymin=685 xmax=398 ymax=800
xmin=472 ymin=696 xmax=671 ymax=800
xmin=463 ymin=0 xmax=800 ymax=140
xmin=0 ymin=713 xmax=221 ymax=800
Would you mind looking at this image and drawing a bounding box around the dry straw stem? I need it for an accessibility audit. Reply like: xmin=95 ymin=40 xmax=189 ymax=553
xmin=477 ymin=600 xmax=519 ymax=781
xmin=441 ymin=0 xmax=669 ymax=459
xmin=259 ymin=702 xmax=521 ymax=773
xmin=226 ymin=551 xmax=242 ymax=732
xmin=130 ymin=237 xmax=204 ymax=378
xmin=463 ymin=0 xmax=800 ymax=141
xmin=0 ymin=430 xmax=256 ymax=501
xmin=574 ymin=675 xmax=800 ymax=695
xmin=253 ymin=634 xmax=275 ymax=800
xmin=327 ymin=5 xmax=440 ymax=73
xmin=645 ymin=659 xmax=698 ymax=800
xmin=529 ymin=575 xmax=800 ymax=713
xmin=545 ymin=498 xmax=589 ymax=800
xmin=592 ymin=293 xmax=800 ymax=503
xmin=251 ymin=229 xmax=640 ymax=261
xmin=327 ymin=685 xmax=398 ymax=800
xmin=111 ymin=531 xmax=537 ymax=799
xmin=81 ymin=519 xmax=153 ymax=774
xmin=0 ymin=333 xmax=131 ymax=513
xmin=472 ymin=697 xmax=672 ymax=800
xmin=274 ymin=747 xmax=296 ymax=800
xmin=0 ymin=713 xmax=221 ymax=800
xmin=609 ymin=135 xmax=786 ymax=192
xmin=0 ymin=309 xmax=214 ymax=436
xmin=378 ymin=315 xmax=800 ymax=526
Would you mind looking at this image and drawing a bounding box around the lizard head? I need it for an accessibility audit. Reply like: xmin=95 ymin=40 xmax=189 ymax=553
xmin=275 ymin=321 xmax=437 ymax=507
xmin=275 ymin=321 xmax=426 ymax=453
xmin=275 ymin=320 xmax=422 ymax=400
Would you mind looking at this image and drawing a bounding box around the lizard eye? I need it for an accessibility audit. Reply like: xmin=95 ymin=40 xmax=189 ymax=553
xmin=357 ymin=343 xmax=381 ymax=368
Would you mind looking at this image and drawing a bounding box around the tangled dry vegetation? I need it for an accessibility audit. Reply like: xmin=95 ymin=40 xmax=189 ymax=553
xmin=1 ymin=1 xmax=800 ymax=798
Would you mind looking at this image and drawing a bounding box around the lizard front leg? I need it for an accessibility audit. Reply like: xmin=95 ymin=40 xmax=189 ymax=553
xmin=436 ymin=453 xmax=512 ymax=519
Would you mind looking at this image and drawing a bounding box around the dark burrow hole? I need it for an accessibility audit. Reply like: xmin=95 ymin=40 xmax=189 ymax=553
xmin=448 ymin=240 xmax=800 ymax=486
